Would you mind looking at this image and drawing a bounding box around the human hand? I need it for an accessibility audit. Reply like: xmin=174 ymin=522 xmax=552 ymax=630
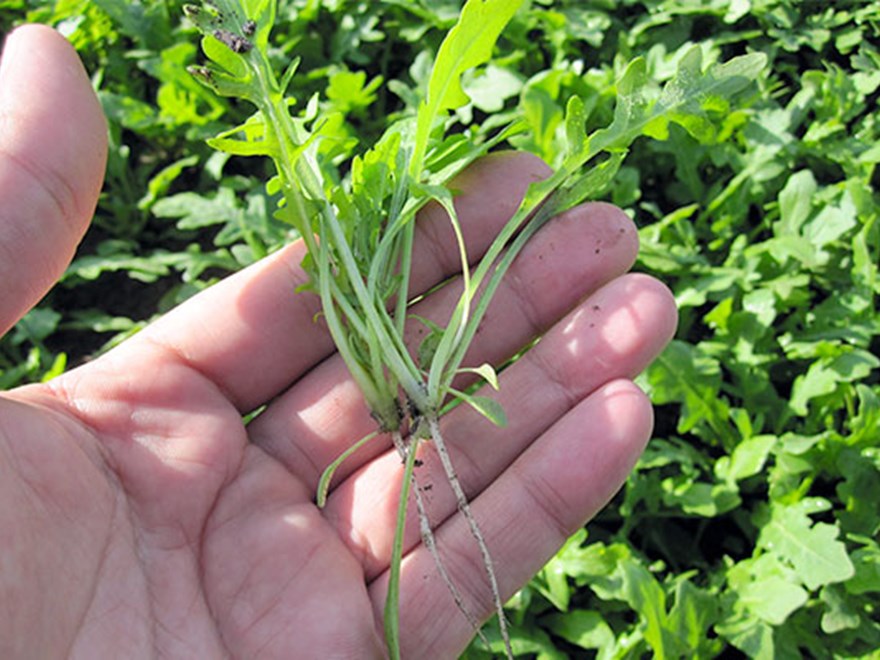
xmin=0 ymin=25 xmax=677 ymax=659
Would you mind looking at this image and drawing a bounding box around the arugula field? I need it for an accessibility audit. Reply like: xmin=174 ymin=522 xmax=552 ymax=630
xmin=2 ymin=1 xmax=878 ymax=658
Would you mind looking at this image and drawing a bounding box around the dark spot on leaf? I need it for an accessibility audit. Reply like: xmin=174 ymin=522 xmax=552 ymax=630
xmin=213 ymin=28 xmax=253 ymax=54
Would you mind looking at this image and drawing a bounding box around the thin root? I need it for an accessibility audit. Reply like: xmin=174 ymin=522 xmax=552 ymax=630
xmin=426 ymin=418 xmax=514 ymax=659
xmin=390 ymin=432 xmax=491 ymax=649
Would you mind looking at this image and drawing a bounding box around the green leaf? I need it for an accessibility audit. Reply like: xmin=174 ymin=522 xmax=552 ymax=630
xmin=716 ymin=613 xmax=776 ymax=660
xmin=202 ymin=33 xmax=249 ymax=78
xmin=738 ymin=577 xmax=808 ymax=626
xmin=849 ymin=385 xmax=880 ymax=446
xmin=661 ymin=478 xmax=740 ymax=517
xmin=40 ymin=353 xmax=68 ymax=382
xmin=533 ymin=528 xmax=587 ymax=611
xmin=456 ymin=392 xmax=508 ymax=427
xmin=206 ymin=114 xmax=275 ymax=157
xmin=790 ymin=349 xmax=880 ymax=415
xmin=726 ymin=554 xmax=808 ymax=626
xmin=138 ymin=156 xmax=199 ymax=211
xmin=93 ymin=0 xmax=170 ymax=50
xmin=543 ymin=610 xmax=614 ymax=651
xmin=412 ymin=0 xmax=526 ymax=173
xmin=416 ymin=324 xmax=444 ymax=369
xmin=458 ymin=363 xmax=501 ymax=390
xmin=426 ymin=0 xmax=523 ymax=112
xmin=12 ymin=308 xmax=61 ymax=344
xmin=847 ymin=539 xmax=880 ymax=596
xmin=326 ymin=70 xmax=382 ymax=113
xmin=760 ymin=503 xmax=855 ymax=591
xmin=619 ymin=557 xmax=670 ymax=657
xmin=533 ymin=562 xmax=572 ymax=612
xmin=467 ymin=622 xmax=568 ymax=660
xmin=567 ymin=543 xmax=677 ymax=657
xmin=803 ymin=188 xmax=858 ymax=248
xmin=777 ymin=170 xmax=817 ymax=236
xmin=739 ymin=577 xmax=808 ymax=626
xmin=593 ymin=48 xmax=767 ymax=153
xmin=643 ymin=340 xmax=732 ymax=439
xmin=835 ymin=447 xmax=880 ymax=537
xmin=152 ymin=188 xmax=240 ymax=230
xmin=462 ymin=64 xmax=523 ymax=113
xmin=67 ymin=248 xmax=176 ymax=283
xmin=715 ymin=435 xmax=777 ymax=483
xmin=667 ymin=579 xmax=721 ymax=656
xmin=545 ymin=148 xmax=627 ymax=219
xmin=820 ymin=585 xmax=860 ymax=634
xmin=316 ymin=430 xmax=380 ymax=507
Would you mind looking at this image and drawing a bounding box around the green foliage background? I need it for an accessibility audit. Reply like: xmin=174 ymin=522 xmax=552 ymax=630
xmin=1 ymin=0 xmax=878 ymax=657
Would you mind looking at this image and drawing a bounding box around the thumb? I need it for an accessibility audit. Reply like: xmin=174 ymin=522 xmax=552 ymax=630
xmin=0 ymin=25 xmax=107 ymax=337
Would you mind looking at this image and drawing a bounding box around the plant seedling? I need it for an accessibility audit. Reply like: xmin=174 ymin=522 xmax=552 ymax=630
xmin=185 ymin=0 xmax=765 ymax=655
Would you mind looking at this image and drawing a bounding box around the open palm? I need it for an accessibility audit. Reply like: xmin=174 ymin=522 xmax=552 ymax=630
xmin=0 ymin=26 xmax=677 ymax=659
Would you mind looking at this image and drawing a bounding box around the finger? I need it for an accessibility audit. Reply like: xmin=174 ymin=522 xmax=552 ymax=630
xmin=248 ymin=201 xmax=640 ymax=487
xmin=380 ymin=379 xmax=654 ymax=658
xmin=326 ymin=273 xmax=677 ymax=578
xmin=77 ymin=152 xmax=550 ymax=413
xmin=0 ymin=25 xmax=107 ymax=336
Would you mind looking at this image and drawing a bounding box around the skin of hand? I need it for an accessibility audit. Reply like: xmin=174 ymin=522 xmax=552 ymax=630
xmin=0 ymin=25 xmax=678 ymax=660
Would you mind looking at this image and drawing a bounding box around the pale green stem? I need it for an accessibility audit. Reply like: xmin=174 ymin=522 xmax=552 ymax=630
xmin=433 ymin=152 xmax=627 ymax=399
xmin=384 ymin=433 xmax=421 ymax=660
xmin=393 ymin=221 xmax=416 ymax=337
xmin=425 ymin=192 xmax=551 ymax=401
xmin=317 ymin=236 xmax=392 ymax=422
xmin=247 ymin=48 xmax=426 ymax=423
xmin=318 ymin=199 xmax=429 ymax=412
xmin=435 ymin=202 xmax=555 ymax=397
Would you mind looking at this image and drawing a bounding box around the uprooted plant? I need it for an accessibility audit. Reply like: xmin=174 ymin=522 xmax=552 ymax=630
xmin=184 ymin=0 xmax=765 ymax=656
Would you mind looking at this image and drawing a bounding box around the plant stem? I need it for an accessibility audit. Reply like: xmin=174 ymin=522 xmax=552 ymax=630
xmin=247 ymin=47 xmax=431 ymax=427
xmin=384 ymin=432 xmax=421 ymax=660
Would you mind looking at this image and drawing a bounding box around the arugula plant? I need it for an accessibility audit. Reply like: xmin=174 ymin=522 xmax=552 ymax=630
xmin=184 ymin=0 xmax=765 ymax=655
xmin=0 ymin=1 xmax=869 ymax=656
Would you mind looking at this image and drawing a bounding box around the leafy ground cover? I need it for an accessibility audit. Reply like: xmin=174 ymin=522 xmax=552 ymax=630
xmin=1 ymin=1 xmax=878 ymax=658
